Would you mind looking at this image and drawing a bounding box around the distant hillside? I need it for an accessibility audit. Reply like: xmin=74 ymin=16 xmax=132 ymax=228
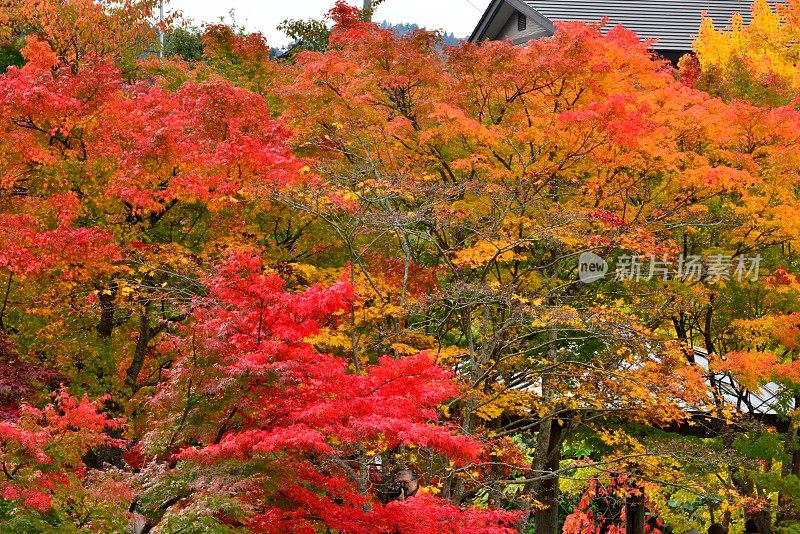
xmin=379 ymin=22 xmax=462 ymax=46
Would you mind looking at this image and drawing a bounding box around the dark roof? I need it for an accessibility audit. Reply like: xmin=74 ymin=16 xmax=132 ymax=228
xmin=471 ymin=0 xmax=783 ymax=53
xmin=524 ymin=0 xmax=780 ymax=52
xmin=691 ymin=348 xmax=781 ymax=416
xmin=469 ymin=0 xmax=555 ymax=44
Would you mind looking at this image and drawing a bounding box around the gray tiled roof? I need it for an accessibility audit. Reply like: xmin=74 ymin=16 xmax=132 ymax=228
xmin=524 ymin=0 xmax=782 ymax=51
xmin=691 ymin=348 xmax=781 ymax=416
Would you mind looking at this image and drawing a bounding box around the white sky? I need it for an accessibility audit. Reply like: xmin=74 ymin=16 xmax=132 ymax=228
xmin=165 ymin=0 xmax=493 ymax=48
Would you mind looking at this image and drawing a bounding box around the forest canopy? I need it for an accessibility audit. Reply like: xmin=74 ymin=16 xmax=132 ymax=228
xmin=0 ymin=0 xmax=800 ymax=532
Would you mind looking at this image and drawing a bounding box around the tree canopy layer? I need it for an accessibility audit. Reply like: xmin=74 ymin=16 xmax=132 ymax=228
xmin=1 ymin=0 xmax=800 ymax=533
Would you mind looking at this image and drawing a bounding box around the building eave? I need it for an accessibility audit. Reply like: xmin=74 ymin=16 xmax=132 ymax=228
xmin=469 ymin=0 xmax=556 ymax=43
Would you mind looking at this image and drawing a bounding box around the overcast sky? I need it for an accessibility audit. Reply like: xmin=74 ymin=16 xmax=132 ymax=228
xmin=166 ymin=0 xmax=493 ymax=48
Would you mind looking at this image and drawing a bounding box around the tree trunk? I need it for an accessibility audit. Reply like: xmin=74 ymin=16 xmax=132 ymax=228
xmin=0 ymin=272 xmax=12 ymax=333
xmin=751 ymin=510 xmax=773 ymax=534
xmin=779 ymin=396 xmax=800 ymax=523
xmin=125 ymin=302 xmax=151 ymax=389
xmin=532 ymin=419 xmax=562 ymax=534
xmin=523 ymin=326 xmax=562 ymax=533
xmin=625 ymin=488 xmax=645 ymax=534
xmin=96 ymin=283 xmax=117 ymax=338
xmin=452 ymin=307 xmax=477 ymax=504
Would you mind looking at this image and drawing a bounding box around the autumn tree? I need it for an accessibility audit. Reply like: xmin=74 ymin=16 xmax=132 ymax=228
xmin=0 ymin=0 xmax=168 ymax=74
xmin=278 ymin=0 xmax=386 ymax=57
xmin=0 ymin=389 xmax=127 ymax=530
xmin=276 ymin=7 xmax=785 ymax=531
xmin=134 ymin=251 xmax=520 ymax=532
xmin=681 ymin=0 xmax=800 ymax=105
xmin=0 ymin=23 xmax=313 ymax=401
xmin=2 ymin=0 xmax=800 ymax=532
xmin=669 ymin=1 xmax=800 ymax=529
xmin=0 ymin=1 xmax=528 ymax=531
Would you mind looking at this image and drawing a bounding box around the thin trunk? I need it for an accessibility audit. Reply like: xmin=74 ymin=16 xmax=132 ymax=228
xmin=751 ymin=510 xmax=773 ymax=534
xmin=452 ymin=306 xmax=477 ymax=503
xmin=625 ymin=488 xmax=645 ymax=534
xmin=125 ymin=302 xmax=151 ymax=389
xmin=673 ymin=313 xmax=687 ymax=342
xmin=673 ymin=312 xmax=694 ymax=363
xmin=522 ymin=326 xmax=560 ymax=533
xmin=362 ymin=0 xmax=373 ymax=20
xmin=703 ymin=302 xmax=716 ymax=355
xmin=349 ymin=259 xmax=361 ymax=374
xmin=781 ymin=401 xmax=799 ymax=477
xmin=356 ymin=445 xmax=370 ymax=495
xmin=532 ymin=419 xmax=562 ymax=534
xmin=96 ymin=282 xmax=117 ymax=338
xmin=737 ymin=470 xmax=773 ymax=533
xmin=399 ymin=232 xmax=411 ymax=309
xmin=779 ymin=395 xmax=800 ymax=522
xmin=703 ymin=302 xmax=727 ymax=413
xmin=489 ymin=418 xmax=504 ymax=507
xmin=0 ymin=272 xmax=11 ymax=332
